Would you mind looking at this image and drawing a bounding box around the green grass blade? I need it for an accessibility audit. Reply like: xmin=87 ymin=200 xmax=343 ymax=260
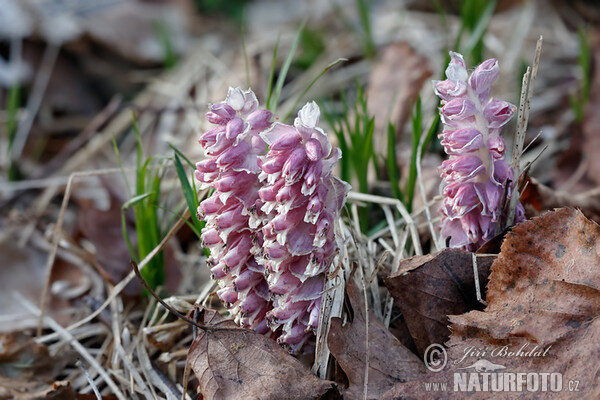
xmin=461 ymin=0 xmax=496 ymax=63
xmin=120 ymin=192 xmax=152 ymax=263
xmin=112 ymin=136 xmax=133 ymax=196
xmin=269 ymin=20 xmax=306 ymax=113
xmin=420 ymin=113 xmax=441 ymax=160
xmin=283 ymin=57 xmax=346 ymax=121
xmin=406 ymin=97 xmax=423 ymax=213
xmin=386 ymin=122 xmax=402 ymax=200
xmin=356 ymin=0 xmax=376 ymax=58
xmin=123 ymin=192 xmax=153 ymax=209
xmin=266 ymin=36 xmax=280 ymax=111
xmin=168 ymin=143 xmax=196 ymax=168
xmin=173 ymin=153 xmax=204 ymax=233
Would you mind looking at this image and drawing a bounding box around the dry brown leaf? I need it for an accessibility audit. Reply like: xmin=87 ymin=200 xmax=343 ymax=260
xmin=0 ymin=333 xmax=74 ymax=400
xmin=187 ymin=307 xmax=335 ymax=400
xmin=0 ymin=379 xmax=76 ymax=400
xmin=0 ymin=233 xmax=84 ymax=331
xmin=384 ymin=208 xmax=600 ymax=399
xmin=521 ymin=176 xmax=600 ymax=223
xmin=450 ymin=207 xmax=600 ymax=346
xmin=383 ymin=248 xmax=493 ymax=357
xmin=0 ymin=332 xmax=68 ymax=381
xmin=366 ymin=42 xmax=431 ymax=159
xmin=328 ymin=277 xmax=426 ymax=400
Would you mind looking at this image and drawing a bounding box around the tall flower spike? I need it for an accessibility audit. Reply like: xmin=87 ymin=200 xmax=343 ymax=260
xmin=258 ymin=102 xmax=350 ymax=352
xmin=434 ymin=52 xmax=525 ymax=251
xmin=195 ymin=87 xmax=273 ymax=334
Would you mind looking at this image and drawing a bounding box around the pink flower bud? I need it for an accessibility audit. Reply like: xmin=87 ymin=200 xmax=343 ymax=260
xmin=441 ymin=98 xmax=477 ymax=121
xmin=440 ymin=128 xmax=484 ymax=154
xmin=469 ymin=58 xmax=499 ymax=100
xmin=247 ymin=109 xmax=273 ymax=131
xmin=206 ymin=103 xmax=235 ymax=125
xmin=226 ymin=87 xmax=258 ymax=115
xmin=305 ymin=138 xmax=323 ymax=161
xmin=445 ymin=51 xmax=468 ymax=81
xmin=433 ymin=79 xmax=467 ymax=101
xmin=487 ymin=136 xmax=506 ymax=159
xmin=484 ymin=99 xmax=516 ymax=129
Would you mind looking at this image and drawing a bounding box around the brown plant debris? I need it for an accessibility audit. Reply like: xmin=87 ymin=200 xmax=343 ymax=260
xmin=384 ymin=207 xmax=600 ymax=399
xmin=187 ymin=307 xmax=335 ymax=400
xmin=383 ymin=248 xmax=493 ymax=357
xmin=328 ymin=277 xmax=426 ymax=400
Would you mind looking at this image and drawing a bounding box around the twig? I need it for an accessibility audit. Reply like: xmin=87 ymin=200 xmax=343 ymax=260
xmin=76 ymin=359 xmax=103 ymax=400
xmin=507 ymin=36 xmax=543 ymax=227
xmin=471 ymin=253 xmax=487 ymax=306
xmin=131 ymin=260 xmax=243 ymax=333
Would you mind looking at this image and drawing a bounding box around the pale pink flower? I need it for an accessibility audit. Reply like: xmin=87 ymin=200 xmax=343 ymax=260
xmin=434 ymin=52 xmax=525 ymax=251
xmin=257 ymin=102 xmax=350 ymax=351
xmin=195 ymin=87 xmax=272 ymax=334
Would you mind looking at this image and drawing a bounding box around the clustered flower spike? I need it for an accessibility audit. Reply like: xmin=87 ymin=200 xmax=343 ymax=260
xmin=195 ymin=88 xmax=349 ymax=352
xmin=258 ymin=102 xmax=350 ymax=351
xmin=434 ymin=52 xmax=525 ymax=251
xmin=195 ymin=87 xmax=273 ymax=334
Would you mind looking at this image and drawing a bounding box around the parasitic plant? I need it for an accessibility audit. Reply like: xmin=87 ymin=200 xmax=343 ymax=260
xmin=434 ymin=52 xmax=525 ymax=251
xmin=257 ymin=102 xmax=350 ymax=351
xmin=195 ymin=88 xmax=349 ymax=351
xmin=195 ymin=87 xmax=273 ymax=334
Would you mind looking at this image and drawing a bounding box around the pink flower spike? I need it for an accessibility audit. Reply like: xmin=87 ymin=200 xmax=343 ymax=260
xmin=434 ymin=52 xmax=525 ymax=251
xmin=258 ymin=101 xmax=349 ymax=352
xmin=196 ymin=87 xmax=272 ymax=334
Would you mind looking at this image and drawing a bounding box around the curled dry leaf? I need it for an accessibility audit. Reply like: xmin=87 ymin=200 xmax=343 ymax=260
xmin=383 ymin=248 xmax=493 ymax=357
xmin=327 ymin=277 xmax=426 ymax=400
xmin=366 ymin=42 xmax=431 ymax=158
xmin=187 ymin=307 xmax=335 ymax=400
xmin=385 ymin=207 xmax=600 ymax=399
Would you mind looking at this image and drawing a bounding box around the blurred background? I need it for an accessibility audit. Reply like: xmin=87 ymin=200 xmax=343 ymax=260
xmin=0 ymin=0 xmax=598 ymax=397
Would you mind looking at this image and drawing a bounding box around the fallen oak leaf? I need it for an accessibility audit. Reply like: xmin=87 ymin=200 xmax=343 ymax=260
xmin=187 ymin=307 xmax=335 ymax=400
xmin=328 ymin=277 xmax=426 ymax=400
xmin=383 ymin=248 xmax=493 ymax=357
